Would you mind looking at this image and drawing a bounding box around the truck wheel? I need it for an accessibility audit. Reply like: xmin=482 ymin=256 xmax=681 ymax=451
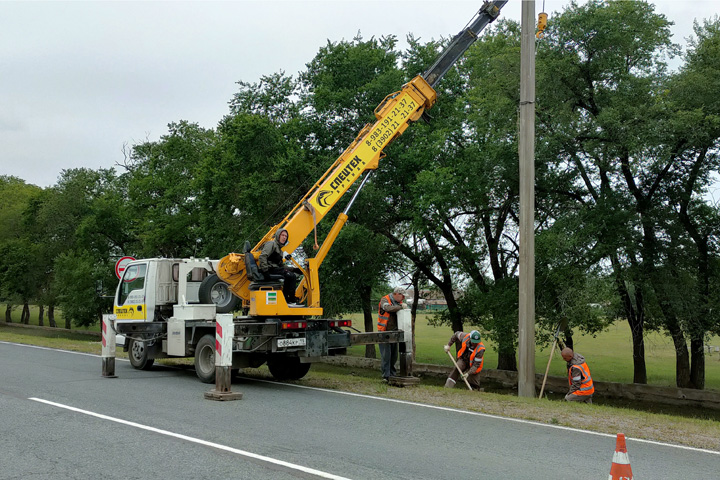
xmin=267 ymin=355 xmax=311 ymax=380
xmin=199 ymin=274 xmax=239 ymax=313
xmin=194 ymin=334 xmax=216 ymax=384
xmin=128 ymin=339 xmax=155 ymax=370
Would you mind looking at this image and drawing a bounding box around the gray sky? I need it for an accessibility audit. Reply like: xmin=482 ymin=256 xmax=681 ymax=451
xmin=1 ymin=1 xmax=718 ymax=188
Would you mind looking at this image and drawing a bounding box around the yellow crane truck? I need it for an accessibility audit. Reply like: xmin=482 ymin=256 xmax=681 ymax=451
xmin=113 ymin=1 xmax=507 ymax=383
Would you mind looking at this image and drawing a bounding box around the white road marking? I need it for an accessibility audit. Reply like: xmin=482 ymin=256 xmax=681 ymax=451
xmin=29 ymin=397 xmax=351 ymax=480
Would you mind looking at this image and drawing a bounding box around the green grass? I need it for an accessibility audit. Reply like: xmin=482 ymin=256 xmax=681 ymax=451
xmin=345 ymin=312 xmax=720 ymax=390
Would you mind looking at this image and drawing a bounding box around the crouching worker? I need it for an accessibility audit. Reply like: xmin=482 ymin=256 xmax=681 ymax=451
xmin=443 ymin=330 xmax=485 ymax=390
xmin=561 ymin=347 xmax=594 ymax=404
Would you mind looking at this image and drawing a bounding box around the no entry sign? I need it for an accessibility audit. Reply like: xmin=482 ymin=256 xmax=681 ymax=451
xmin=115 ymin=256 xmax=136 ymax=279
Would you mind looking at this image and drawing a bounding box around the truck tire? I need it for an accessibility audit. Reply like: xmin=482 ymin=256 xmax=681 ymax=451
xmin=194 ymin=334 xmax=216 ymax=384
xmin=198 ymin=274 xmax=239 ymax=313
xmin=128 ymin=339 xmax=155 ymax=370
xmin=267 ymin=355 xmax=311 ymax=380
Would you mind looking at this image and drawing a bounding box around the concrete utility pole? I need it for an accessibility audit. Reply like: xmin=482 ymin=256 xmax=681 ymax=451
xmin=518 ymin=0 xmax=536 ymax=398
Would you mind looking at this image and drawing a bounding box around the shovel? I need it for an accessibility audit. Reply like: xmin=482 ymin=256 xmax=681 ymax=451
xmin=539 ymin=319 xmax=567 ymax=399
xmin=446 ymin=350 xmax=473 ymax=390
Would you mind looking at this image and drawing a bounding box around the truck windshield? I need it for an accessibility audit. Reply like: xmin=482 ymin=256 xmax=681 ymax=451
xmin=118 ymin=263 xmax=147 ymax=306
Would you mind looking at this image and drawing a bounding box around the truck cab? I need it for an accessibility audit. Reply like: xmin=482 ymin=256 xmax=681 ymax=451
xmin=114 ymin=258 xmax=238 ymax=323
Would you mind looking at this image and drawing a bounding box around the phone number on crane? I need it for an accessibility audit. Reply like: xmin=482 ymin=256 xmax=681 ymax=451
xmin=365 ymin=96 xmax=418 ymax=153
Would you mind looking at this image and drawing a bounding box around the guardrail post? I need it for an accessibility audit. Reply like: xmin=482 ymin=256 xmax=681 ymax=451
xmin=389 ymin=309 xmax=420 ymax=386
xmin=204 ymin=313 xmax=243 ymax=401
xmin=101 ymin=314 xmax=118 ymax=378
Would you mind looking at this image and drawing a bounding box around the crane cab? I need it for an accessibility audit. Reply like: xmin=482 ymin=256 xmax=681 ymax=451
xmin=243 ymin=248 xmax=322 ymax=317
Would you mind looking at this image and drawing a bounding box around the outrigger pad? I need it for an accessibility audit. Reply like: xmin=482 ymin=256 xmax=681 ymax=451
xmin=387 ymin=376 xmax=421 ymax=387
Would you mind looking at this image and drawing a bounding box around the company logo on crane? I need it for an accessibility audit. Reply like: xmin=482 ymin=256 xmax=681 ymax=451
xmin=317 ymin=190 xmax=333 ymax=208
xmin=329 ymin=155 xmax=365 ymax=191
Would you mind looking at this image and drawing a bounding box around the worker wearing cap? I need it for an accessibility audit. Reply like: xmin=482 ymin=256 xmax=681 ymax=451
xmin=561 ymin=347 xmax=594 ymax=403
xmin=377 ymin=287 xmax=406 ymax=381
xmin=443 ymin=330 xmax=485 ymax=390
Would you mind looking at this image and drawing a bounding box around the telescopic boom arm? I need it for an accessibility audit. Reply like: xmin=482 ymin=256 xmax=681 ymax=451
xmin=423 ymin=0 xmax=507 ymax=88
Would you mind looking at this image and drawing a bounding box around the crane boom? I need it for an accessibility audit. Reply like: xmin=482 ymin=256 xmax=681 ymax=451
xmin=423 ymin=0 xmax=507 ymax=87
xmin=217 ymin=1 xmax=506 ymax=308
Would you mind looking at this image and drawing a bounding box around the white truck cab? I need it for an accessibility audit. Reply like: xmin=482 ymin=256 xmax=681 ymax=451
xmin=114 ymin=258 xmax=237 ymax=322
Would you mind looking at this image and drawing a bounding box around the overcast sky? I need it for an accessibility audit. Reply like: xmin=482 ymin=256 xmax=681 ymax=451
xmin=1 ymin=1 xmax=718 ymax=188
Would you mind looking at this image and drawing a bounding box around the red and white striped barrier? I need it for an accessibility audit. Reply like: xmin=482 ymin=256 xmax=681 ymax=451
xmin=204 ymin=313 xmax=242 ymax=401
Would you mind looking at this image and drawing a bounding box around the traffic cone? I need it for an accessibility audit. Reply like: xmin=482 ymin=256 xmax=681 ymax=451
xmin=608 ymin=433 xmax=634 ymax=480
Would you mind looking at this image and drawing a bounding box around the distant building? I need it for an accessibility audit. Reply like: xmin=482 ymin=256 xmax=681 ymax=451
xmin=406 ymin=288 xmax=450 ymax=311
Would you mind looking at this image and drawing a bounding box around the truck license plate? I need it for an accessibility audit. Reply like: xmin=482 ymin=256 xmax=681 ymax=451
xmin=278 ymin=338 xmax=306 ymax=348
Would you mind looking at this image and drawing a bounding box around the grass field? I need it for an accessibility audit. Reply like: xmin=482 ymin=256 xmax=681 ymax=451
xmin=4 ymin=304 xmax=720 ymax=390
xmin=1 ymin=304 xmax=107 ymax=335
xmin=344 ymin=312 xmax=720 ymax=391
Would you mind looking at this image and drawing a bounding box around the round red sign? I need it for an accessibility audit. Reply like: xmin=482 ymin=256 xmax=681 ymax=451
xmin=115 ymin=256 xmax=136 ymax=279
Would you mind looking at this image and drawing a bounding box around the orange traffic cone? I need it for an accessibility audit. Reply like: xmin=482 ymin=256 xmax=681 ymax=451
xmin=608 ymin=433 xmax=634 ymax=480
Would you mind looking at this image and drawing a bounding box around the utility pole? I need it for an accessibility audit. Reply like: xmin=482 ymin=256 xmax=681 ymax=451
xmin=518 ymin=0 xmax=536 ymax=398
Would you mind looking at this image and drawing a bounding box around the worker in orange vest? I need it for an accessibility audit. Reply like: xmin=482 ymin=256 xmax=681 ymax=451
xmin=443 ymin=330 xmax=485 ymax=390
xmin=377 ymin=287 xmax=406 ymax=381
xmin=561 ymin=347 xmax=595 ymax=403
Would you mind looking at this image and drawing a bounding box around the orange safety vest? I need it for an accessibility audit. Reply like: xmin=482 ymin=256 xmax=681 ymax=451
xmin=457 ymin=334 xmax=485 ymax=375
xmin=568 ymin=362 xmax=594 ymax=396
xmin=377 ymin=295 xmax=392 ymax=332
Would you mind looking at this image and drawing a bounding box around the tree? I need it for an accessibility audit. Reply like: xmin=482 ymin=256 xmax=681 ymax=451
xmin=316 ymin=223 xmax=392 ymax=358
xmin=355 ymin=35 xmax=476 ymax=339
xmin=0 ymin=176 xmax=43 ymax=323
xmin=300 ymin=34 xmax=405 ymax=149
xmin=37 ymin=169 xmax=128 ymax=327
xmin=363 ymin=23 xmax=527 ymax=369
xmin=537 ymin=0 xmax=720 ymax=388
xmin=124 ymin=121 xmax=213 ymax=258
xmin=197 ymin=112 xmax=313 ymax=257
xmin=660 ymin=17 xmax=720 ymax=388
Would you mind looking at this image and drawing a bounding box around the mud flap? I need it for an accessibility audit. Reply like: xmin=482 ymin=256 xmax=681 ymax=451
xmin=303 ymin=330 xmax=328 ymax=357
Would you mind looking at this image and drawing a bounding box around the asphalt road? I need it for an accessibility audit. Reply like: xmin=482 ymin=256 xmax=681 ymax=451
xmin=1 ymin=341 xmax=718 ymax=479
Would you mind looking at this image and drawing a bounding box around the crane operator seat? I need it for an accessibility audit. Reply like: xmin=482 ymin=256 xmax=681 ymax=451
xmin=244 ymin=241 xmax=284 ymax=291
